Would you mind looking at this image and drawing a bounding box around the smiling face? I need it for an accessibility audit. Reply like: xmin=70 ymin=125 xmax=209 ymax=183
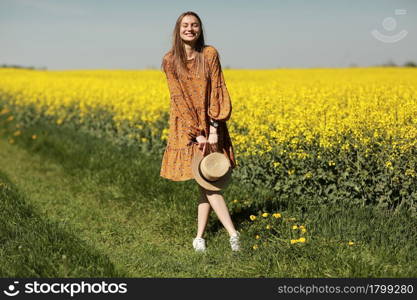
xmin=179 ymin=15 xmax=201 ymax=45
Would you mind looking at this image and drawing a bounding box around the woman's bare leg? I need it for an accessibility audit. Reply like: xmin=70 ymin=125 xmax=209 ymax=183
xmin=196 ymin=185 xmax=212 ymax=238
xmin=202 ymin=187 xmax=238 ymax=237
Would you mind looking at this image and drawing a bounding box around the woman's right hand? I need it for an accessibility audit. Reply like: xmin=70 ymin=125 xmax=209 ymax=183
xmin=196 ymin=135 xmax=207 ymax=152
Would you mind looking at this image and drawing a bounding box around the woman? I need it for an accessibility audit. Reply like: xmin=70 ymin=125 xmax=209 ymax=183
xmin=160 ymin=11 xmax=240 ymax=252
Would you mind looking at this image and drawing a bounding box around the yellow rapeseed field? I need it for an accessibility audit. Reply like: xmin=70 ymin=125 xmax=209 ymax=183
xmin=1 ymin=67 xmax=417 ymax=158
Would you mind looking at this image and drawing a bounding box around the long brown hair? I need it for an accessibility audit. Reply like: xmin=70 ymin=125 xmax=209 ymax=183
xmin=161 ymin=11 xmax=209 ymax=80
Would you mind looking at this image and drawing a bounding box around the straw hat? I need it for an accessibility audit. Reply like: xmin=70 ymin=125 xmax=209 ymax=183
xmin=191 ymin=143 xmax=232 ymax=191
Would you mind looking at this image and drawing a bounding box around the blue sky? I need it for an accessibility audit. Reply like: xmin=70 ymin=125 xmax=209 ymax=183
xmin=0 ymin=0 xmax=416 ymax=70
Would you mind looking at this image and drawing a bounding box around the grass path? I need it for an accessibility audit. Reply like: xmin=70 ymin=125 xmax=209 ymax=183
xmin=0 ymin=137 xmax=255 ymax=277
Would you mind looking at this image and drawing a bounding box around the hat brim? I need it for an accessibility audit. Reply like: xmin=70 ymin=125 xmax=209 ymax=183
xmin=191 ymin=146 xmax=232 ymax=191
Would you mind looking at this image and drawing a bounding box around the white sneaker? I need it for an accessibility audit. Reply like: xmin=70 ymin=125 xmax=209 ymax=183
xmin=193 ymin=237 xmax=206 ymax=252
xmin=229 ymin=231 xmax=241 ymax=251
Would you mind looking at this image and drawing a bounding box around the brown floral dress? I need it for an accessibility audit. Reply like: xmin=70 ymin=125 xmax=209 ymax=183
xmin=160 ymin=45 xmax=236 ymax=181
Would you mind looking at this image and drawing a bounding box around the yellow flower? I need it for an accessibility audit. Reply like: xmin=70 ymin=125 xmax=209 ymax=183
xmin=405 ymin=169 xmax=416 ymax=177
xmin=32 ymin=134 xmax=37 ymax=139
xmin=56 ymin=118 xmax=63 ymax=125
xmin=287 ymin=169 xmax=295 ymax=175
xmin=233 ymin=199 xmax=238 ymax=203
xmin=304 ymin=172 xmax=313 ymax=179
xmin=249 ymin=215 xmax=257 ymax=221
xmin=341 ymin=143 xmax=350 ymax=151
xmin=348 ymin=241 xmax=354 ymax=246
xmin=255 ymin=235 xmax=260 ymax=239
xmin=266 ymin=225 xmax=271 ymax=229
xmin=298 ymin=237 xmax=306 ymax=243
xmin=262 ymin=212 xmax=269 ymax=217
xmin=13 ymin=130 xmax=21 ymax=136
xmin=7 ymin=115 xmax=14 ymax=121
xmin=273 ymin=213 xmax=281 ymax=218
xmin=292 ymin=225 xmax=298 ymax=230
xmin=328 ymin=160 xmax=336 ymax=166
xmin=253 ymin=244 xmax=259 ymax=250
xmin=290 ymin=239 xmax=297 ymax=244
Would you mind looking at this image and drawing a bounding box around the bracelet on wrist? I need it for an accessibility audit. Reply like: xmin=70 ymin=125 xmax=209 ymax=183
xmin=209 ymin=119 xmax=220 ymax=128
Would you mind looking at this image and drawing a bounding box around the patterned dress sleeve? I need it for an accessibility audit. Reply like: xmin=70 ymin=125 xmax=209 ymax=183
xmin=207 ymin=47 xmax=232 ymax=122
xmin=163 ymin=56 xmax=205 ymax=140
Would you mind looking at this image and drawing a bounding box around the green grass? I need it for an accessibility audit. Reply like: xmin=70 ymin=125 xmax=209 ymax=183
xmin=0 ymin=172 xmax=123 ymax=277
xmin=0 ymin=120 xmax=416 ymax=277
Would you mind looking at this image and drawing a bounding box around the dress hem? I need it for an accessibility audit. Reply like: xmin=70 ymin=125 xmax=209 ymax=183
xmin=159 ymin=174 xmax=195 ymax=182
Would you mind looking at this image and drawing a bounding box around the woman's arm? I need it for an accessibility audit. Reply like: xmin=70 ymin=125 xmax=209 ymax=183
xmin=207 ymin=47 xmax=232 ymax=124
